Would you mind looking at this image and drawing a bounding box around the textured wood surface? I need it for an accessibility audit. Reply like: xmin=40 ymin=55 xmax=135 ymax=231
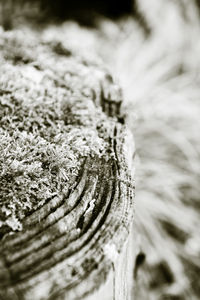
xmin=0 ymin=27 xmax=135 ymax=300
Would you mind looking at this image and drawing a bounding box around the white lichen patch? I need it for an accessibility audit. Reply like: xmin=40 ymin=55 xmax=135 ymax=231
xmin=85 ymin=199 xmax=96 ymax=215
xmin=103 ymin=243 xmax=119 ymax=263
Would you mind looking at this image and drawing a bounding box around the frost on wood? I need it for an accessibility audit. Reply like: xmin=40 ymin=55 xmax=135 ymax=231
xmin=0 ymin=28 xmax=135 ymax=300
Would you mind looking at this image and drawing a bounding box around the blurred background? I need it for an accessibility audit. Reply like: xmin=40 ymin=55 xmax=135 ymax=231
xmin=1 ymin=0 xmax=200 ymax=299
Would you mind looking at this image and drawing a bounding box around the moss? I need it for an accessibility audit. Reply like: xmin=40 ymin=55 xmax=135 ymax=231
xmin=0 ymin=28 xmax=112 ymax=233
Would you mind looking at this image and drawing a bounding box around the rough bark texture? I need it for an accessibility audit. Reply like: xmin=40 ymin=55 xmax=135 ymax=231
xmin=0 ymin=27 xmax=135 ymax=300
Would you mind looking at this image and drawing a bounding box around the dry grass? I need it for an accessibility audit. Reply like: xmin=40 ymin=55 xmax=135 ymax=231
xmin=92 ymin=1 xmax=200 ymax=299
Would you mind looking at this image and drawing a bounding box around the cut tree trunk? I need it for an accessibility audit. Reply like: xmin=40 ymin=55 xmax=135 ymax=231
xmin=0 ymin=25 xmax=135 ymax=300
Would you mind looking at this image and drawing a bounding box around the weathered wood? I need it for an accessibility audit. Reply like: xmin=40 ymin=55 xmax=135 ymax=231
xmin=0 ymin=26 xmax=135 ymax=300
xmin=85 ymin=223 xmax=135 ymax=300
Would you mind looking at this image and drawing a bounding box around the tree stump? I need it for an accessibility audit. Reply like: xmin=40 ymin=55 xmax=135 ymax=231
xmin=0 ymin=26 xmax=135 ymax=300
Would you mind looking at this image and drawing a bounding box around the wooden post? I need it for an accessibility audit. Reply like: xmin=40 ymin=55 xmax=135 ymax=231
xmin=0 ymin=22 xmax=135 ymax=300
